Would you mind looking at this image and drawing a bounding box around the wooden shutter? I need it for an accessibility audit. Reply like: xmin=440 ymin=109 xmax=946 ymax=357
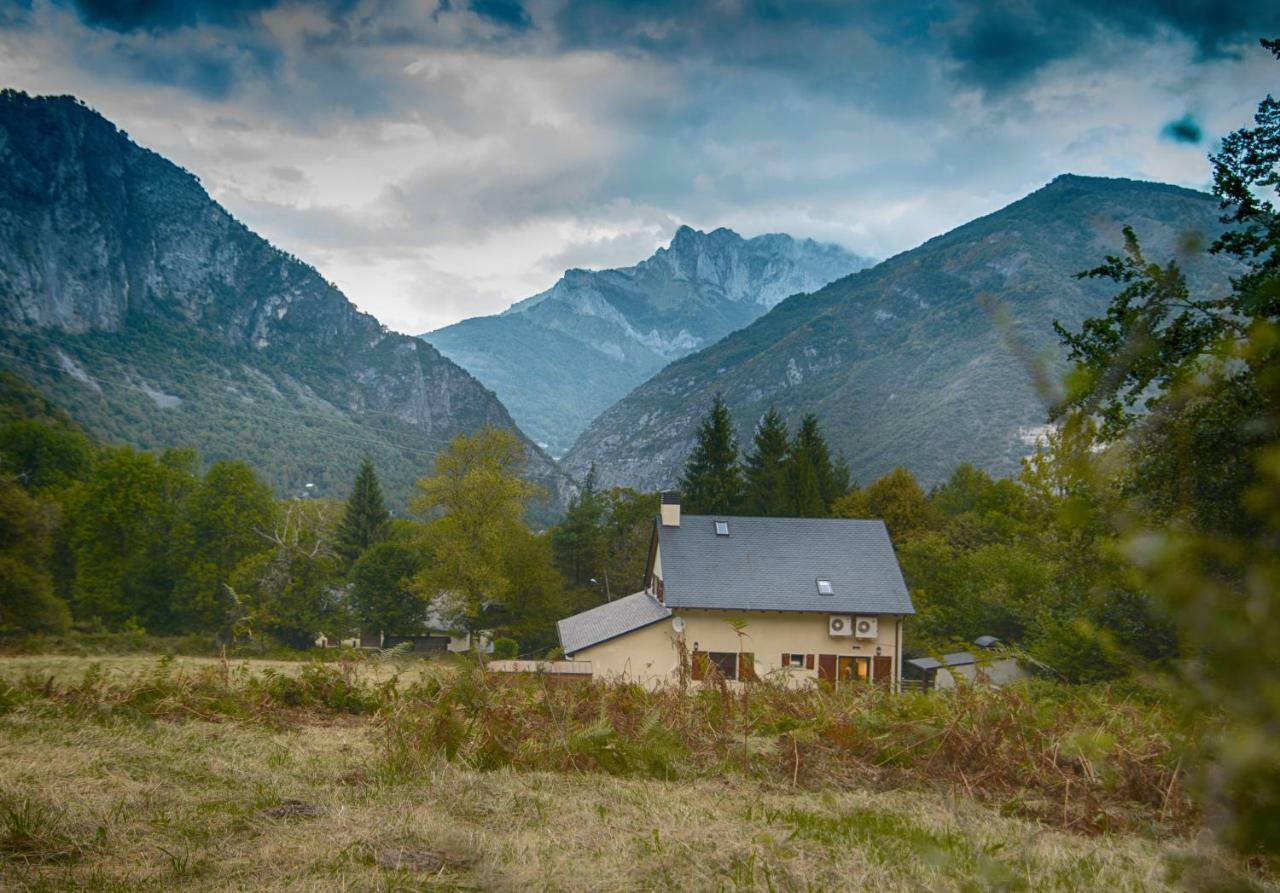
xmin=805 ymin=654 xmax=815 ymax=670
xmin=874 ymin=655 xmax=893 ymax=686
xmin=740 ymin=653 xmax=756 ymax=681
xmin=817 ymin=654 xmax=836 ymax=682
xmin=781 ymin=653 xmax=791 ymax=668
xmin=691 ymin=650 xmax=708 ymax=681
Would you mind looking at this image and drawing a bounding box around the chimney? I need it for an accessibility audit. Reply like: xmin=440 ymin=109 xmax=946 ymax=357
xmin=660 ymin=491 xmax=681 ymax=527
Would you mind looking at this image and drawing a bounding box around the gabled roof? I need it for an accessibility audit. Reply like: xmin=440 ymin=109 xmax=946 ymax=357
xmin=557 ymin=591 xmax=672 ymax=656
xmin=657 ymin=515 xmax=914 ymax=616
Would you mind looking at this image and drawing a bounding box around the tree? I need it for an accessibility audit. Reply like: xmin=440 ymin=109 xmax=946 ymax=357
xmin=0 ymin=419 xmax=94 ymax=493
xmin=497 ymin=529 xmax=567 ymax=655
xmin=349 ymin=540 xmax=428 ymax=634
xmin=410 ymin=428 xmax=542 ymax=647
xmin=833 ymin=466 xmax=936 ymax=542
xmin=231 ymin=499 xmax=348 ymax=649
xmin=680 ymin=394 xmax=742 ymax=514
xmin=550 ymin=463 xmax=606 ymax=587
xmin=787 ymin=414 xmax=850 ymax=515
xmin=172 ymin=461 xmax=277 ymax=636
xmin=337 ymin=459 xmax=389 ymax=565
xmin=741 ymin=408 xmax=791 ymax=516
xmin=0 ymin=475 xmax=70 ymax=635
xmin=69 ymin=446 xmax=197 ymax=630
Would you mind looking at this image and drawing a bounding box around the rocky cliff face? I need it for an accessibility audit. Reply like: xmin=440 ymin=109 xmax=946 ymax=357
xmin=562 ymin=175 xmax=1237 ymax=492
xmin=422 ymin=226 xmax=870 ymax=456
xmin=0 ymin=90 xmax=571 ymax=511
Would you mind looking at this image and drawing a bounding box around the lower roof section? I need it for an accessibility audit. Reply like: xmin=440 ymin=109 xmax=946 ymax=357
xmin=557 ymin=591 xmax=672 ymax=656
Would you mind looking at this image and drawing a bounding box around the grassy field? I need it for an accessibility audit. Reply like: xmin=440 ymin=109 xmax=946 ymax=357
xmin=0 ymin=656 xmax=1268 ymax=891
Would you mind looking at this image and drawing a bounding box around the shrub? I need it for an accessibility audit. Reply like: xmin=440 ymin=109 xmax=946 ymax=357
xmin=490 ymin=637 xmax=518 ymax=660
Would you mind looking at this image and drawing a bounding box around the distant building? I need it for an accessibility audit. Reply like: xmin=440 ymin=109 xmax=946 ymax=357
xmin=554 ymin=494 xmax=915 ymax=688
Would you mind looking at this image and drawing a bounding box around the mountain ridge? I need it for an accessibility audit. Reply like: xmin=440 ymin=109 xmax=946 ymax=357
xmin=562 ymin=173 xmax=1236 ymax=491
xmin=0 ymin=90 xmax=571 ymax=512
xmin=422 ymin=224 xmax=871 ymax=455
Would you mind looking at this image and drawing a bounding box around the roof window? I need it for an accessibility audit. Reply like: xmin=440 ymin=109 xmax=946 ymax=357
xmin=714 ymin=521 xmax=730 ymax=536
xmin=816 ymin=578 xmax=834 ymax=595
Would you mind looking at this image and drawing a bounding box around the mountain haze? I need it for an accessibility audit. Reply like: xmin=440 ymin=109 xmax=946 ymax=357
xmin=422 ymin=227 xmax=870 ymax=456
xmin=0 ymin=91 xmax=571 ymax=510
xmin=563 ymin=175 xmax=1235 ymax=491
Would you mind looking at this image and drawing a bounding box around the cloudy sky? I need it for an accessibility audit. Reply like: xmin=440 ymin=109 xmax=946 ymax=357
xmin=1 ymin=1 xmax=1275 ymax=333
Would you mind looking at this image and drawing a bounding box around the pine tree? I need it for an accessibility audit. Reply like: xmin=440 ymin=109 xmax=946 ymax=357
xmin=742 ymin=407 xmax=791 ymax=516
xmin=550 ymin=463 xmax=606 ymax=587
xmin=680 ymin=394 xmax=743 ymax=514
xmin=786 ymin=414 xmax=850 ymax=515
xmin=337 ymin=459 xmax=389 ymax=564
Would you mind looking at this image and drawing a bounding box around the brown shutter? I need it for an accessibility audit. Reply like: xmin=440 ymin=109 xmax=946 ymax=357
xmin=781 ymin=653 xmax=790 ymax=667
xmin=691 ymin=650 xmax=708 ymax=681
xmin=740 ymin=653 xmax=756 ymax=681
xmin=805 ymin=654 xmax=815 ymax=670
xmin=817 ymin=654 xmax=836 ymax=682
xmin=874 ymin=655 xmax=893 ymax=686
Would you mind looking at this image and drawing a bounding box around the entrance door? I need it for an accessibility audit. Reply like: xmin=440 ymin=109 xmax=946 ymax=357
xmin=873 ymin=655 xmax=893 ymax=685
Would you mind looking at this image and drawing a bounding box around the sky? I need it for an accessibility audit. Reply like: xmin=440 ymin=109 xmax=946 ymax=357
xmin=0 ymin=1 xmax=1276 ymax=334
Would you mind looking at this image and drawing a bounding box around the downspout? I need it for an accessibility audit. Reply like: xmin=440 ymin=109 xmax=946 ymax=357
xmin=895 ymin=617 xmax=902 ymax=694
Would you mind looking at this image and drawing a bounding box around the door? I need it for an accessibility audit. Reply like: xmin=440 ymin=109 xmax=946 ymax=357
xmin=873 ymin=655 xmax=893 ymax=685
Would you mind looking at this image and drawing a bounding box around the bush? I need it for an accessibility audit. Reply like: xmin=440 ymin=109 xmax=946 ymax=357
xmin=490 ymin=637 xmax=518 ymax=660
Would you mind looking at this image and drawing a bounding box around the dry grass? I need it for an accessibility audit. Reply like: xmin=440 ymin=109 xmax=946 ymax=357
xmin=0 ymin=654 xmax=422 ymax=685
xmin=0 ymin=655 xmax=1270 ymax=892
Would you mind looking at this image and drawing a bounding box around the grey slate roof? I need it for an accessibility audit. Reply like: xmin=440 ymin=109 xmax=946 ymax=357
xmin=557 ymin=591 xmax=671 ymax=656
xmin=659 ymin=515 xmax=914 ymax=616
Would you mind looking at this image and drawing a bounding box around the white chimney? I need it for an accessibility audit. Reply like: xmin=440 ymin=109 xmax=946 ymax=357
xmin=660 ymin=491 xmax=681 ymax=527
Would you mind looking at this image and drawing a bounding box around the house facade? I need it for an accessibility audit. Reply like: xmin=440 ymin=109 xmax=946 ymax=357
xmin=556 ymin=495 xmax=915 ymax=688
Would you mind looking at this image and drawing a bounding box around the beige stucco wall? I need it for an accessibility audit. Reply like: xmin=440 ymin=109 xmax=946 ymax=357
xmin=571 ymin=609 xmax=906 ymax=689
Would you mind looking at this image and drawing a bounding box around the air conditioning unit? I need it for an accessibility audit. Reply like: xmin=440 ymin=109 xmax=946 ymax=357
xmin=854 ymin=616 xmax=878 ymax=639
xmin=828 ymin=615 xmax=853 ymax=637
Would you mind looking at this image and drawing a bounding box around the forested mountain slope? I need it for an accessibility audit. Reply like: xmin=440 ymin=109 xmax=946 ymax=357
xmin=0 ymin=91 xmax=571 ymax=510
xmin=423 ymin=226 xmax=869 ymax=455
xmin=563 ymin=175 xmax=1235 ymax=491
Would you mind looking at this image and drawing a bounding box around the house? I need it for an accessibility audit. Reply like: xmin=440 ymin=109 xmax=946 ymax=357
xmin=555 ymin=494 xmax=915 ymax=688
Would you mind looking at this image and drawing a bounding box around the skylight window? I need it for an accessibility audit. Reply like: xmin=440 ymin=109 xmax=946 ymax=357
xmin=714 ymin=521 xmax=730 ymax=536
xmin=816 ymin=579 xmax=834 ymax=595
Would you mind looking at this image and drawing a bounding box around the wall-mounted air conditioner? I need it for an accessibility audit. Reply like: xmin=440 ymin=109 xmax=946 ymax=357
xmin=854 ymin=616 xmax=878 ymax=639
xmin=828 ymin=615 xmax=853 ymax=637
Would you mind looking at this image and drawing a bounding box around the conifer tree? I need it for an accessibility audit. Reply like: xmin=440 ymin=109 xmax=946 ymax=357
xmin=742 ymin=407 xmax=791 ymax=516
xmin=786 ymin=414 xmax=850 ymax=515
xmin=680 ymin=394 xmax=743 ymax=514
xmin=337 ymin=459 xmax=389 ymax=564
xmin=550 ymin=463 xmax=606 ymax=587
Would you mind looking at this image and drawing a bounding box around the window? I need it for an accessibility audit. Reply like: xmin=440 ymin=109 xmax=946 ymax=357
xmin=692 ymin=651 xmax=753 ymax=680
xmin=781 ymin=653 xmax=814 ymax=670
xmin=714 ymin=521 xmax=730 ymax=536
xmin=816 ymin=578 xmax=834 ymax=595
xmin=708 ymin=651 xmax=738 ymax=678
xmin=789 ymin=653 xmax=805 ymax=666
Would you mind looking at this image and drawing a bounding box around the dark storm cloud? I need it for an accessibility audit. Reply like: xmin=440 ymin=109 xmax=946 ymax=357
xmin=1162 ymin=113 xmax=1203 ymax=144
xmin=945 ymin=0 xmax=1280 ymax=91
xmin=468 ymin=0 xmax=530 ymax=30
xmin=553 ymin=0 xmax=1280 ymax=95
xmin=68 ymin=0 xmax=284 ymax=32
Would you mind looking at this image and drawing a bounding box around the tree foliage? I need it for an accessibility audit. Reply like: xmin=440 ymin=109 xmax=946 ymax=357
xmin=411 ymin=427 xmax=542 ymax=643
xmin=337 ymin=458 xmax=390 ymax=565
xmin=680 ymin=394 xmax=742 ymax=514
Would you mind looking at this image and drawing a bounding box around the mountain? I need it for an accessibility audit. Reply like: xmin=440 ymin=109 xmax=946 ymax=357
xmin=421 ymin=227 xmax=870 ymax=456
xmin=0 ymin=90 xmax=571 ymax=512
xmin=562 ymin=175 xmax=1235 ymax=491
